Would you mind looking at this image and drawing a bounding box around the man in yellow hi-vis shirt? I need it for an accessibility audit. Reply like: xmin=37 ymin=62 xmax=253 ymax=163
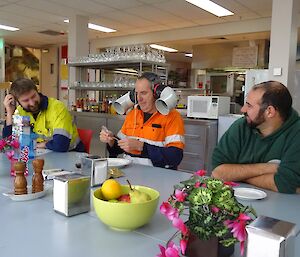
xmin=3 ymin=78 xmax=84 ymax=152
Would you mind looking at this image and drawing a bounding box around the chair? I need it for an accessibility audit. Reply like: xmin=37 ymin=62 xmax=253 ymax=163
xmin=77 ymin=128 xmax=93 ymax=153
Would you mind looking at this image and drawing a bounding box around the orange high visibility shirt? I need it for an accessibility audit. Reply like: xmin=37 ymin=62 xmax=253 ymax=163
xmin=117 ymin=108 xmax=185 ymax=155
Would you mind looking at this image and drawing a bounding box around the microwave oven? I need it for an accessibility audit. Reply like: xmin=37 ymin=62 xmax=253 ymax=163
xmin=187 ymin=96 xmax=230 ymax=119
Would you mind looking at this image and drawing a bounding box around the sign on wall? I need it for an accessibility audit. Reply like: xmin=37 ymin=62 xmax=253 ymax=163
xmin=232 ymin=46 xmax=258 ymax=68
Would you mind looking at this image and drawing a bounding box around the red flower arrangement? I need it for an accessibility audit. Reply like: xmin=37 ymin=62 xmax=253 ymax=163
xmin=0 ymin=135 xmax=20 ymax=160
xmin=157 ymin=170 xmax=256 ymax=257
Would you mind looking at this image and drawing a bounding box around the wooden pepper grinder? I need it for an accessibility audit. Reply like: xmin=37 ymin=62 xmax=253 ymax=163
xmin=32 ymin=159 xmax=45 ymax=193
xmin=14 ymin=161 xmax=28 ymax=195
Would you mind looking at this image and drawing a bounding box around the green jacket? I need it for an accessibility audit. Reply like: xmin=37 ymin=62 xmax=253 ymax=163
xmin=212 ymin=109 xmax=300 ymax=193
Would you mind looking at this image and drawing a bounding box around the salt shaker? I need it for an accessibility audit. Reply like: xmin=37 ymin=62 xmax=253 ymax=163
xmin=32 ymin=159 xmax=44 ymax=193
xmin=14 ymin=161 xmax=28 ymax=195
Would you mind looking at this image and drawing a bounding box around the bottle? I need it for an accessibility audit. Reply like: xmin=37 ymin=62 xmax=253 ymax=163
xmin=102 ymin=97 xmax=107 ymax=113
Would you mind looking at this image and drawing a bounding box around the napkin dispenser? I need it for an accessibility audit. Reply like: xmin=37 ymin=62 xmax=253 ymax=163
xmin=80 ymin=155 xmax=107 ymax=187
xmin=53 ymin=173 xmax=90 ymax=216
xmin=246 ymin=216 xmax=298 ymax=257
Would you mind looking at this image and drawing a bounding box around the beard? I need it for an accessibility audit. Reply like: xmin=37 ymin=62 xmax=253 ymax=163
xmin=244 ymin=109 xmax=266 ymax=129
xmin=22 ymin=101 xmax=40 ymax=114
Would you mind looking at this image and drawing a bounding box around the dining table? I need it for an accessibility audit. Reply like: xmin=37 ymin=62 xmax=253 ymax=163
xmin=0 ymin=151 xmax=299 ymax=257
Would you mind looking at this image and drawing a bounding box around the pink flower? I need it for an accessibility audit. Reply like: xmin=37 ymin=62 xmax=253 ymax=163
xmin=194 ymin=181 xmax=200 ymax=188
xmin=194 ymin=169 xmax=206 ymax=176
xmin=180 ymin=239 xmax=188 ymax=255
xmin=5 ymin=150 xmax=15 ymax=160
xmin=0 ymin=139 xmax=7 ymax=150
xmin=174 ymin=189 xmax=187 ymax=202
xmin=211 ymin=206 xmax=220 ymax=213
xmin=172 ymin=217 xmax=188 ymax=236
xmin=10 ymin=139 xmax=20 ymax=149
xmin=224 ymin=181 xmax=239 ymax=187
xmin=224 ymin=213 xmax=252 ymax=255
xmin=160 ymin=202 xmax=179 ymax=221
xmin=157 ymin=242 xmax=180 ymax=257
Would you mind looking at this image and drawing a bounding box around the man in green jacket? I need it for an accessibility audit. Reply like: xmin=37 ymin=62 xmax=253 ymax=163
xmin=3 ymin=78 xmax=84 ymax=152
xmin=212 ymin=81 xmax=300 ymax=194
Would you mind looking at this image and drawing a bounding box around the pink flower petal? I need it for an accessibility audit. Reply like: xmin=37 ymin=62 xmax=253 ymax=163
xmin=195 ymin=169 xmax=206 ymax=176
xmin=160 ymin=202 xmax=179 ymax=221
xmin=165 ymin=242 xmax=180 ymax=257
xmin=157 ymin=244 xmax=167 ymax=257
xmin=172 ymin=217 xmax=188 ymax=235
xmin=10 ymin=140 xmax=20 ymax=149
xmin=211 ymin=206 xmax=220 ymax=213
xmin=175 ymin=189 xmax=187 ymax=202
xmin=194 ymin=181 xmax=200 ymax=188
xmin=180 ymin=239 xmax=187 ymax=255
xmin=238 ymin=213 xmax=252 ymax=221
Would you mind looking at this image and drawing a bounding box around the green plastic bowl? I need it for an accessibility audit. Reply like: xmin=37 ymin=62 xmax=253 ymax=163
xmin=93 ymin=185 xmax=160 ymax=231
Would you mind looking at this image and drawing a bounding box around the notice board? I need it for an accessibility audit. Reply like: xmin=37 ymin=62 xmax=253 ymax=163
xmin=232 ymin=46 xmax=258 ymax=68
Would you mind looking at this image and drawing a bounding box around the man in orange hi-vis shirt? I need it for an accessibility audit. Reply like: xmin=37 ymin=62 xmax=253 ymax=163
xmin=100 ymin=72 xmax=185 ymax=169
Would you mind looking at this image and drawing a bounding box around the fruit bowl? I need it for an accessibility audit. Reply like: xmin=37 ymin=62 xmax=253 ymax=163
xmin=93 ymin=185 xmax=160 ymax=231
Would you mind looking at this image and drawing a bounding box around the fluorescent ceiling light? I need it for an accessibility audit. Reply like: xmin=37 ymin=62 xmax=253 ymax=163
xmin=150 ymin=44 xmax=178 ymax=52
xmin=185 ymin=53 xmax=193 ymax=58
xmin=88 ymin=23 xmax=116 ymax=33
xmin=186 ymin=0 xmax=234 ymax=17
xmin=64 ymin=19 xmax=116 ymax=33
xmin=0 ymin=24 xmax=19 ymax=31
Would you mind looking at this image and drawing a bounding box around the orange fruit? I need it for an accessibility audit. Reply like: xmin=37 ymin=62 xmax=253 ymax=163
xmin=101 ymin=179 xmax=122 ymax=200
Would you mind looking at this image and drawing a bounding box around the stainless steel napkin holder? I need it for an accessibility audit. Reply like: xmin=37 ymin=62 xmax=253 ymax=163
xmin=246 ymin=216 xmax=298 ymax=257
xmin=80 ymin=155 xmax=106 ymax=187
xmin=81 ymin=155 xmax=102 ymax=174
xmin=53 ymin=173 xmax=90 ymax=216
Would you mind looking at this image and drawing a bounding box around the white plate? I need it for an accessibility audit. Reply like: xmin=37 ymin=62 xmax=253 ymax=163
xmin=234 ymin=187 xmax=267 ymax=200
xmin=107 ymin=158 xmax=132 ymax=168
xmin=2 ymin=185 xmax=51 ymax=201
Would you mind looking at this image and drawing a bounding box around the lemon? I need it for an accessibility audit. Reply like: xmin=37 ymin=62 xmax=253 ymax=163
xmin=101 ymin=179 xmax=122 ymax=200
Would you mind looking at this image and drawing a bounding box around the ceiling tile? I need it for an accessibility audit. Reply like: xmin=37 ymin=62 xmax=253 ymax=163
xmin=1 ymin=3 xmax=62 ymax=23
xmin=154 ymin=0 xmax=215 ymax=21
xmin=100 ymin=11 xmax=156 ymax=27
xmin=125 ymin=5 xmax=197 ymax=27
xmin=90 ymin=0 xmax=144 ymax=10
xmin=48 ymin=0 xmax=115 ymax=15
xmin=17 ymin=0 xmax=87 ymax=18
xmin=137 ymin=0 xmax=169 ymax=4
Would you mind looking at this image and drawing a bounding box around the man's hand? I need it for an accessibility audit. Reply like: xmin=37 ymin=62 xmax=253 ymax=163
xmin=99 ymin=127 xmax=114 ymax=147
xmin=36 ymin=141 xmax=47 ymax=149
xmin=118 ymin=138 xmax=144 ymax=153
xmin=3 ymin=94 xmax=16 ymax=114
xmin=3 ymin=94 xmax=16 ymax=125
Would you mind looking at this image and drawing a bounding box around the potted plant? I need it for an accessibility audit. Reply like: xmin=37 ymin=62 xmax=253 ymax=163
xmin=157 ymin=170 xmax=256 ymax=257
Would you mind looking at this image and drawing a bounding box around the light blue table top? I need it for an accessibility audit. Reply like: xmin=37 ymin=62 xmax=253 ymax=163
xmin=0 ymin=152 xmax=299 ymax=257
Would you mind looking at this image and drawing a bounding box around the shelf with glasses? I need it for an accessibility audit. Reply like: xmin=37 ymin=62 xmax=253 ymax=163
xmin=68 ymin=58 xmax=168 ymax=114
xmin=68 ymin=85 xmax=134 ymax=91
xmin=68 ymin=59 xmax=167 ymax=68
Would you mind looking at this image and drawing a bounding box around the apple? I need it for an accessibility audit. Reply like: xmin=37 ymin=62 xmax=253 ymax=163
xmin=118 ymin=194 xmax=131 ymax=203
